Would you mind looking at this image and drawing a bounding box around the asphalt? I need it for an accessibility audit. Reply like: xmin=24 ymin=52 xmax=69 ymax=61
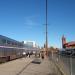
xmin=0 ymin=55 xmax=62 ymax=75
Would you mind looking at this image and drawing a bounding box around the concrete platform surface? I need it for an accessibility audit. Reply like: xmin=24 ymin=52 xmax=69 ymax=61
xmin=0 ymin=56 xmax=61 ymax=75
xmin=0 ymin=56 xmax=34 ymax=75
xmin=20 ymin=58 xmax=57 ymax=75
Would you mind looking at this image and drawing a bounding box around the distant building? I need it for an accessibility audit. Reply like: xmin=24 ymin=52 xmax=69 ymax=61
xmin=0 ymin=35 xmax=24 ymax=47
xmin=62 ymin=35 xmax=75 ymax=48
xmin=23 ymin=41 xmax=38 ymax=48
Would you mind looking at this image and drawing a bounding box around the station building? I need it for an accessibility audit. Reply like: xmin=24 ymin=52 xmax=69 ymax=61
xmin=23 ymin=41 xmax=38 ymax=48
xmin=62 ymin=35 xmax=75 ymax=48
xmin=0 ymin=35 xmax=24 ymax=47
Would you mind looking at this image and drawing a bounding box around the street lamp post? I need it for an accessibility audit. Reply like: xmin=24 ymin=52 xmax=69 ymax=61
xmin=45 ymin=0 xmax=48 ymax=56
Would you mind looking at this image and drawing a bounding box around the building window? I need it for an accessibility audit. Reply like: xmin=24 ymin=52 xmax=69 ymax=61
xmin=1 ymin=39 xmax=6 ymax=44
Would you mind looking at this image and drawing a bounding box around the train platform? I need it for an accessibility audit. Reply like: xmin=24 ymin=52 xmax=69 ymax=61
xmin=0 ymin=55 xmax=61 ymax=75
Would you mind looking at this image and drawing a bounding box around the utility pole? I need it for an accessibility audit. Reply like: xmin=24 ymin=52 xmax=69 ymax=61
xmin=45 ymin=0 xmax=48 ymax=56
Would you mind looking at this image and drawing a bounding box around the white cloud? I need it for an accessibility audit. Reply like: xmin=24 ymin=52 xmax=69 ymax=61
xmin=24 ymin=16 xmax=37 ymax=28
xmin=24 ymin=15 xmax=43 ymax=30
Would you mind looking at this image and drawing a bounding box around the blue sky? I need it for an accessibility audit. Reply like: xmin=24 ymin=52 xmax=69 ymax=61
xmin=0 ymin=0 xmax=75 ymax=48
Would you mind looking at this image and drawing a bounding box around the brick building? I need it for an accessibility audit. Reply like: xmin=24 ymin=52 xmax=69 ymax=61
xmin=62 ymin=35 xmax=75 ymax=48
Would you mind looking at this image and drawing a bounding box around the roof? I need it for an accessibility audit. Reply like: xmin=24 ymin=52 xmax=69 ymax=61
xmin=64 ymin=41 xmax=75 ymax=46
xmin=0 ymin=35 xmax=21 ymax=44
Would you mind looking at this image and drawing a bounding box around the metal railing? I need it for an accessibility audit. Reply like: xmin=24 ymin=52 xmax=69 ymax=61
xmin=49 ymin=51 xmax=75 ymax=75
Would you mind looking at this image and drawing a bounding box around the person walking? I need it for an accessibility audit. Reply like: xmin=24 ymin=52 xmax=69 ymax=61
xmin=41 ymin=51 xmax=44 ymax=59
